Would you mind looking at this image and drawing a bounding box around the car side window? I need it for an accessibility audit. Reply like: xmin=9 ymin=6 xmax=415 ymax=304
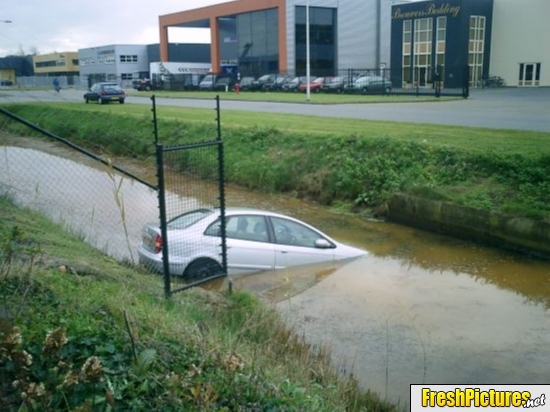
xmin=270 ymin=217 xmax=324 ymax=247
xmin=205 ymin=215 xmax=269 ymax=243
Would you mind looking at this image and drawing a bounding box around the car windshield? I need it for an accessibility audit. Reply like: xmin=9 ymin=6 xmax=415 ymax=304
xmin=330 ymin=77 xmax=342 ymax=83
xmin=202 ymin=75 xmax=214 ymax=82
xmin=313 ymin=78 xmax=324 ymax=84
xmin=258 ymin=75 xmax=271 ymax=81
xmin=167 ymin=209 xmax=213 ymax=230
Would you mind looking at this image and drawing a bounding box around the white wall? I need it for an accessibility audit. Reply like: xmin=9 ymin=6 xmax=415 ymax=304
xmin=490 ymin=0 xmax=550 ymax=86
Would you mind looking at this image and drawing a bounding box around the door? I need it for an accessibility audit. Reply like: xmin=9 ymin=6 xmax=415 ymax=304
xmin=519 ymin=63 xmax=541 ymax=87
xmin=269 ymin=216 xmax=335 ymax=269
xmin=225 ymin=215 xmax=274 ymax=274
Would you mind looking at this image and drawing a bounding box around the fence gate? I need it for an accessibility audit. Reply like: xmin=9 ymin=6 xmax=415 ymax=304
xmin=152 ymin=96 xmax=227 ymax=296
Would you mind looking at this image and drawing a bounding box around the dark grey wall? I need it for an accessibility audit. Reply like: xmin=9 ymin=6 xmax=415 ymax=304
xmin=147 ymin=43 xmax=211 ymax=63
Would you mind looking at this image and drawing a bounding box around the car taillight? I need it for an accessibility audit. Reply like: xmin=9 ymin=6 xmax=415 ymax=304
xmin=154 ymin=235 xmax=162 ymax=253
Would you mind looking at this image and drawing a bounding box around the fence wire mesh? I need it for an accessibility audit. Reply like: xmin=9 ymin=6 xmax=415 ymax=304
xmin=0 ymin=94 xmax=227 ymax=296
xmin=0 ymin=106 xmax=158 ymax=267
xmin=156 ymin=139 xmax=226 ymax=295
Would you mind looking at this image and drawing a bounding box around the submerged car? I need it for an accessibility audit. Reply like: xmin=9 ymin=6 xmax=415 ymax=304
xmin=138 ymin=207 xmax=366 ymax=279
xmin=84 ymin=82 xmax=125 ymax=104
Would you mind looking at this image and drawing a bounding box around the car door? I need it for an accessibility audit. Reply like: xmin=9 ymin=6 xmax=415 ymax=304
xmin=269 ymin=216 xmax=335 ymax=269
xmin=206 ymin=214 xmax=274 ymax=274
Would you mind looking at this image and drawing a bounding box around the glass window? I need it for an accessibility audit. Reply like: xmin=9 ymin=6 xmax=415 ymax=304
xmin=295 ymin=6 xmax=336 ymax=76
xmin=216 ymin=215 xmax=269 ymax=242
xmin=270 ymin=217 xmax=326 ymax=248
xmin=168 ymin=209 xmax=213 ymax=230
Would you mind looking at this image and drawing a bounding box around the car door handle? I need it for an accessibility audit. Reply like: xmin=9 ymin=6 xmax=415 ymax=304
xmin=280 ymin=251 xmax=288 ymax=254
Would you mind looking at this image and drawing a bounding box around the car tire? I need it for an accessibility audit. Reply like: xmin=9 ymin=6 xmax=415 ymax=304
xmin=119 ymin=99 xmax=125 ymax=104
xmin=98 ymin=98 xmax=104 ymax=105
xmin=145 ymin=85 xmax=151 ymax=91
xmin=184 ymin=258 xmax=223 ymax=281
xmin=385 ymin=86 xmax=392 ymax=94
xmin=85 ymin=98 xmax=89 ymax=103
xmin=362 ymin=87 xmax=368 ymax=95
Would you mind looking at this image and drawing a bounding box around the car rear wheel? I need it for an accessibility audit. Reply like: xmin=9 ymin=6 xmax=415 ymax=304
xmin=119 ymin=98 xmax=125 ymax=104
xmin=385 ymin=86 xmax=391 ymax=94
xmin=184 ymin=258 xmax=223 ymax=281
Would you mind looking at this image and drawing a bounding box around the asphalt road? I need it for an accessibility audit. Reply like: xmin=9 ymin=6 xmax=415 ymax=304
xmin=1 ymin=87 xmax=549 ymax=132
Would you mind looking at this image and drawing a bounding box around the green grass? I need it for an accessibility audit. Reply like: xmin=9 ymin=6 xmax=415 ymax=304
xmin=8 ymin=101 xmax=550 ymax=158
xmin=1 ymin=102 xmax=549 ymax=220
xmin=0 ymin=194 xmax=399 ymax=411
xmin=126 ymin=89 xmax=461 ymax=104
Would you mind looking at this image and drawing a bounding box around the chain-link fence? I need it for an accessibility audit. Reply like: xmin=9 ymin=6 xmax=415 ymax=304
xmin=0 ymin=94 xmax=227 ymax=296
xmin=0 ymin=107 xmax=158 ymax=266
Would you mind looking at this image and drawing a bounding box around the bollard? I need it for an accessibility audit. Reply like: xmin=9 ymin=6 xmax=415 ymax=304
xmin=235 ymin=83 xmax=240 ymax=95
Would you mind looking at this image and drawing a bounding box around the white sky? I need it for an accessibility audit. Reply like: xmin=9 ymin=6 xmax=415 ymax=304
xmin=0 ymin=0 xmax=234 ymax=56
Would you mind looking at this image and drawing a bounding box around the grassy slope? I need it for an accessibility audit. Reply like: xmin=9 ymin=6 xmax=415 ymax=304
xmin=2 ymin=102 xmax=550 ymax=220
xmin=0 ymin=195 xmax=398 ymax=411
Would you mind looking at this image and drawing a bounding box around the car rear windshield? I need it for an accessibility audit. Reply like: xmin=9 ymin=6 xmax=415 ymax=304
xmin=167 ymin=209 xmax=213 ymax=230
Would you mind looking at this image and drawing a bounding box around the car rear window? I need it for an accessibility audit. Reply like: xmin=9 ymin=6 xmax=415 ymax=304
xmin=167 ymin=209 xmax=213 ymax=230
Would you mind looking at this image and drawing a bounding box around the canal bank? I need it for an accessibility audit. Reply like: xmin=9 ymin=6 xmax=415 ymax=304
xmin=1 ymin=141 xmax=549 ymax=410
xmin=1 ymin=103 xmax=550 ymax=258
xmin=388 ymin=194 xmax=550 ymax=259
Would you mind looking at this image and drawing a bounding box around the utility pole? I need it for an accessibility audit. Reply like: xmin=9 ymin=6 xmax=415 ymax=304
xmin=306 ymin=0 xmax=311 ymax=102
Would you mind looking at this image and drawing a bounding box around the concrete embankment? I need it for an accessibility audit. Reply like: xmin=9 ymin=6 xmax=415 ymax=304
xmin=388 ymin=194 xmax=550 ymax=259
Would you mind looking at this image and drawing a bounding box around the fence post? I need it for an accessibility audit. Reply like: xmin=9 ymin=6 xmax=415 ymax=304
xmin=215 ymin=95 xmax=228 ymax=280
xmin=463 ymin=64 xmax=470 ymax=98
xmin=155 ymin=143 xmax=171 ymax=299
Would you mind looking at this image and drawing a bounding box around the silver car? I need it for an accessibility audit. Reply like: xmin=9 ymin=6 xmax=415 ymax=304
xmin=137 ymin=207 xmax=366 ymax=279
xmin=351 ymin=75 xmax=392 ymax=94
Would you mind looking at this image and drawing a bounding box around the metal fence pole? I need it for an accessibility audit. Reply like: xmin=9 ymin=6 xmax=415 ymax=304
xmin=151 ymin=95 xmax=159 ymax=144
xmin=155 ymin=143 xmax=171 ymax=298
xmin=215 ymin=96 xmax=228 ymax=278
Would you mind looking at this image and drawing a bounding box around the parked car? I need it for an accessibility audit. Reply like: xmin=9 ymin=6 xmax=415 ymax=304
xmin=282 ymin=76 xmax=307 ymax=92
xmin=0 ymin=78 xmax=13 ymax=86
xmin=132 ymin=78 xmax=155 ymax=91
xmin=264 ymin=75 xmax=293 ymax=92
xmin=299 ymin=77 xmax=332 ymax=93
xmin=137 ymin=207 xmax=366 ymax=279
xmin=213 ymin=76 xmax=236 ymax=91
xmin=349 ymin=75 xmax=392 ymax=94
xmin=198 ymin=74 xmax=218 ymax=90
xmin=321 ymin=76 xmax=353 ymax=94
xmin=249 ymin=74 xmax=278 ymax=91
xmin=84 ymin=82 xmax=125 ymax=104
xmin=237 ymin=76 xmax=256 ymax=91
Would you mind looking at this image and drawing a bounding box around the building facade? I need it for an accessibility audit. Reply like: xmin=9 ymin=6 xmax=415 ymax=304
xmin=0 ymin=56 xmax=34 ymax=84
xmin=159 ymin=0 xmax=548 ymax=88
xmin=32 ymin=52 xmax=79 ymax=77
xmin=490 ymin=0 xmax=549 ymax=87
xmin=78 ymin=45 xmax=150 ymax=87
xmin=158 ymin=0 xmax=392 ymax=77
xmin=390 ymin=0 xmax=494 ymax=89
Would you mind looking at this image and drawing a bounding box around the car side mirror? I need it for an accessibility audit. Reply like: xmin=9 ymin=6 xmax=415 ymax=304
xmin=314 ymin=239 xmax=333 ymax=249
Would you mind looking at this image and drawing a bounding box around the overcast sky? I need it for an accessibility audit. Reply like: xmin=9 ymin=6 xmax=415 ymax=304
xmin=0 ymin=0 xmax=234 ymax=56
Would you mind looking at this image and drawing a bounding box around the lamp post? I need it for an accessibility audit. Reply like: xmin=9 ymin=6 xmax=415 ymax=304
xmin=305 ymin=0 xmax=311 ymax=102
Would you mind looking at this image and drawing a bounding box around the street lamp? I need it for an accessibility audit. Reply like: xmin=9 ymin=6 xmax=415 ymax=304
xmin=306 ymin=0 xmax=311 ymax=101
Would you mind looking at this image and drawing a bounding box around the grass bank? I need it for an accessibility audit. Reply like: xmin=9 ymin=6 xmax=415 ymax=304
xmin=2 ymin=103 xmax=550 ymax=221
xmin=125 ymin=89 xmax=460 ymax=104
xmin=0 ymin=194 xmax=398 ymax=411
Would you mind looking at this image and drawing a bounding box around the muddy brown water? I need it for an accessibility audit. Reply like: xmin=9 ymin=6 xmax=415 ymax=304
xmin=1 ymin=138 xmax=549 ymax=408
